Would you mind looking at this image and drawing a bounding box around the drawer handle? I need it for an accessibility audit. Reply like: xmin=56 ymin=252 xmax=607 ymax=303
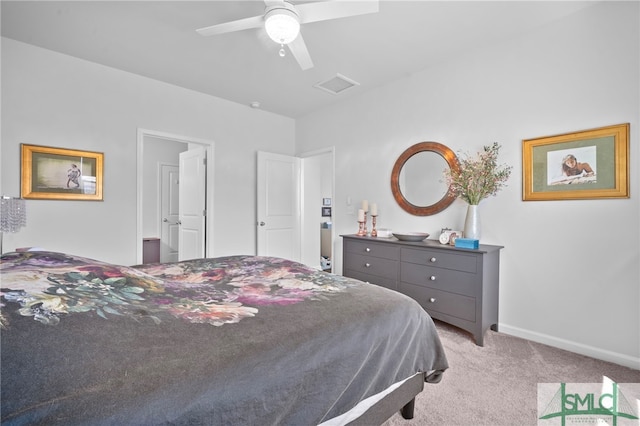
xmin=429 ymin=298 xmax=436 ymax=303
xmin=365 ymin=263 xmax=371 ymax=268
xmin=430 ymin=275 xmax=436 ymax=281
xmin=365 ymin=247 xmax=371 ymax=252
xmin=430 ymin=257 xmax=436 ymax=263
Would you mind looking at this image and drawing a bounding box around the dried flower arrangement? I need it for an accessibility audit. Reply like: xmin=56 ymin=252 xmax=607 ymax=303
xmin=444 ymin=142 xmax=512 ymax=205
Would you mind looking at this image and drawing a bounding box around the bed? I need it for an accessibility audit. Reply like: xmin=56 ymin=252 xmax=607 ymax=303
xmin=0 ymin=250 xmax=448 ymax=425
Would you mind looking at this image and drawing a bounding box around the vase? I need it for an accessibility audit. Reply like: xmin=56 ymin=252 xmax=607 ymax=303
xmin=463 ymin=204 xmax=481 ymax=240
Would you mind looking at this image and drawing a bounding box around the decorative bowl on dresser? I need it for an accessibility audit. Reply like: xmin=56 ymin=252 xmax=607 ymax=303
xmin=391 ymin=232 xmax=430 ymax=242
xmin=342 ymin=234 xmax=503 ymax=346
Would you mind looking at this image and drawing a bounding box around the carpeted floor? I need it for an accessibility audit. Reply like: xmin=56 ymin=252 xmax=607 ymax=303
xmin=382 ymin=320 xmax=640 ymax=426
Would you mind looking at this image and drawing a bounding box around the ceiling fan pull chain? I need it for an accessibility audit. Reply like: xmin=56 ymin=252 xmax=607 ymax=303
xmin=279 ymin=44 xmax=286 ymax=57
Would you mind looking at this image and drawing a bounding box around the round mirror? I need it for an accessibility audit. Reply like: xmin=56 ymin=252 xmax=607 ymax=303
xmin=390 ymin=142 xmax=460 ymax=216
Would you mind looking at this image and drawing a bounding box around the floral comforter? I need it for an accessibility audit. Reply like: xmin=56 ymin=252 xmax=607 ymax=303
xmin=1 ymin=251 xmax=448 ymax=425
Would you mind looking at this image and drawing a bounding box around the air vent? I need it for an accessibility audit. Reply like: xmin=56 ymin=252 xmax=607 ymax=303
xmin=313 ymin=73 xmax=360 ymax=95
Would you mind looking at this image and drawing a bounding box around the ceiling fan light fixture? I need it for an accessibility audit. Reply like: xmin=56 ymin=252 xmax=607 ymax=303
xmin=264 ymin=7 xmax=300 ymax=45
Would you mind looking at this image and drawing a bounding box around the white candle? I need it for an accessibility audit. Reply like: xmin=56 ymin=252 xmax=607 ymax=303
xmin=370 ymin=203 xmax=377 ymax=216
xmin=361 ymin=200 xmax=368 ymax=212
xmin=358 ymin=209 xmax=365 ymax=222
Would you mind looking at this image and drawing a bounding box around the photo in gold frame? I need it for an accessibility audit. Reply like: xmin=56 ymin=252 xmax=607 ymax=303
xmin=522 ymin=123 xmax=629 ymax=201
xmin=21 ymin=144 xmax=104 ymax=201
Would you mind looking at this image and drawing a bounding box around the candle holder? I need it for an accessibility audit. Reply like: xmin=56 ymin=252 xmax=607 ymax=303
xmin=363 ymin=211 xmax=368 ymax=236
xmin=370 ymin=215 xmax=378 ymax=237
xmin=357 ymin=211 xmax=368 ymax=236
xmin=357 ymin=220 xmax=366 ymax=236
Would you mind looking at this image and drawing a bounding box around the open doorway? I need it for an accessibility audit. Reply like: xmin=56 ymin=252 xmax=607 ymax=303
xmin=256 ymin=147 xmax=335 ymax=272
xmin=301 ymin=148 xmax=335 ymax=272
xmin=136 ymin=129 xmax=215 ymax=265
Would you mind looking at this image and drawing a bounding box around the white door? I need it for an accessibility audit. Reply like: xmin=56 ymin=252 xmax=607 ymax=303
xmin=179 ymin=147 xmax=206 ymax=261
xmin=160 ymin=164 xmax=180 ymax=263
xmin=257 ymin=151 xmax=301 ymax=261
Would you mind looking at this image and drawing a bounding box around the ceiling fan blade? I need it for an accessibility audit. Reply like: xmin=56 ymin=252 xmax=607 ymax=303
xmin=196 ymin=15 xmax=264 ymax=37
xmin=263 ymin=0 xmax=285 ymax=6
xmin=296 ymin=0 xmax=379 ymax=24
xmin=288 ymin=34 xmax=314 ymax=70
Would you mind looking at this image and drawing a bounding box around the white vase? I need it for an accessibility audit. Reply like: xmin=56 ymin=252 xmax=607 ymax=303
xmin=463 ymin=204 xmax=481 ymax=240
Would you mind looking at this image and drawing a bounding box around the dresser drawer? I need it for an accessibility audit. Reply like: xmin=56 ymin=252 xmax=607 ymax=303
xmin=344 ymin=252 xmax=398 ymax=281
xmin=344 ymin=239 xmax=400 ymax=260
xmin=401 ymin=262 xmax=476 ymax=297
xmin=343 ymin=269 xmax=397 ymax=291
xmin=401 ymin=247 xmax=477 ymax=273
xmin=399 ymin=283 xmax=476 ymax=322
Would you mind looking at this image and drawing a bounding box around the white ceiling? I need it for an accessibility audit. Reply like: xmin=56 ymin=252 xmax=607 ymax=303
xmin=1 ymin=1 xmax=597 ymax=118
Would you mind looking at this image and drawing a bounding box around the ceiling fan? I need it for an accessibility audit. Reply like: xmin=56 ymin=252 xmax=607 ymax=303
xmin=196 ymin=0 xmax=379 ymax=70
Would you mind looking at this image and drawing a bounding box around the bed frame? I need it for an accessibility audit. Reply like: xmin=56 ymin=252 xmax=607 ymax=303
xmin=349 ymin=373 xmax=424 ymax=425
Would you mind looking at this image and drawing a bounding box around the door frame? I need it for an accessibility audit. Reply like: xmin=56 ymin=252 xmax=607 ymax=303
xmin=136 ymin=128 xmax=215 ymax=264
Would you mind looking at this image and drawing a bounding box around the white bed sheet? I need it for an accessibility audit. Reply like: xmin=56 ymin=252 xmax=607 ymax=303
xmin=318 ymin=373 xmax=419 ymax=426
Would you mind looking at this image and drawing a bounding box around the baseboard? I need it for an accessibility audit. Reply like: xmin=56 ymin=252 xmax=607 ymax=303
xmin=499 ymin=323 xmax=640 ymax=370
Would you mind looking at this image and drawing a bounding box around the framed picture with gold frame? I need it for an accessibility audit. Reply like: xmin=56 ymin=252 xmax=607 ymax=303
xmin=21 ymin=144 xmax=104 ymax=201
xmin=522 ymin=123 xmax=629 ymax=201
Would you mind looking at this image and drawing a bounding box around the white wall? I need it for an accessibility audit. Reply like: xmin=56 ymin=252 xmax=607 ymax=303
xmin=296 ymin=2 xmax=639 ymax=368
xmin=1 ymin=38 xmax=295 ymax=265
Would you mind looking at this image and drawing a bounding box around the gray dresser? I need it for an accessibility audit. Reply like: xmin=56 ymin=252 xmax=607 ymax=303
xmin=342 ymin=234 xmax=503 ymax=346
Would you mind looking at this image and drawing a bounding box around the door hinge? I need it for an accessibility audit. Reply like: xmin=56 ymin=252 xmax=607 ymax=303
xmin=203 ymin=157 xmax=207 ymax=166
xmin=202 ymin=209 xmax=207 ymax=217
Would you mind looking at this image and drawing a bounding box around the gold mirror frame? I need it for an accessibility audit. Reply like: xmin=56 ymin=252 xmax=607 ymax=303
xmin=390 ymin=142 xmax=460 ymax=216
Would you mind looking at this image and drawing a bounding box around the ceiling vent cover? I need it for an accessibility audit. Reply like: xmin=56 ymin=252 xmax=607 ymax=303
xmin=314 ymin=73 xmax=360 ymax=95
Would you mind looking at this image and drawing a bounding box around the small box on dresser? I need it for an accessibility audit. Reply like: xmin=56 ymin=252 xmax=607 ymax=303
xmin=342 ymin=234 xmax=503 ymax=346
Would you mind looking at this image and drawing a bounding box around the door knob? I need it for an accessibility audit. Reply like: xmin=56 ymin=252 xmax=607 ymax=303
xmin=259 ymin=221 xmax=266 ymax=226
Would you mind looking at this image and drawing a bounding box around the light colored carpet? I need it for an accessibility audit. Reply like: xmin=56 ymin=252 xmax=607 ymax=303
xmin=382 ymin=320 xmax=640 ymax=426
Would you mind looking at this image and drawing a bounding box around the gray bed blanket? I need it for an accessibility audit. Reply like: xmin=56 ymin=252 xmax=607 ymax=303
xmin=0 ymin=251 xmax=448 ymax=425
